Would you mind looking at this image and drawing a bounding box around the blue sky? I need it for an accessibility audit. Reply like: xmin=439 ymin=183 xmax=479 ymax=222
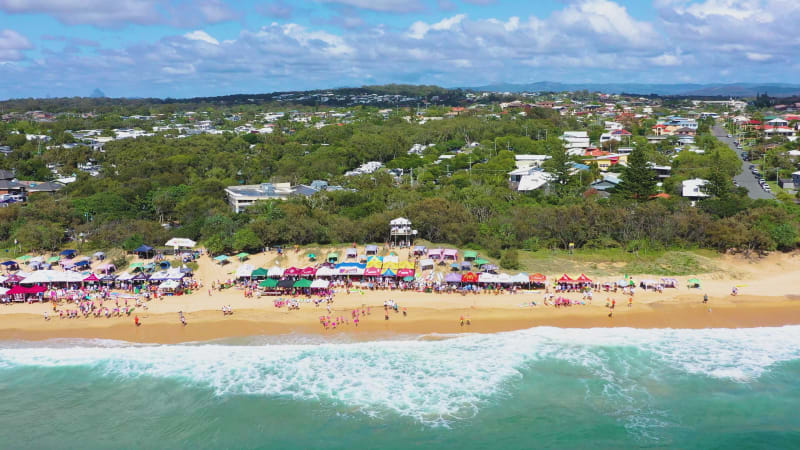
xmin=0 ymin=0 xmax=798 ymax=99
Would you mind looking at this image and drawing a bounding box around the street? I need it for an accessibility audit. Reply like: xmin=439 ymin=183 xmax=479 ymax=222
xmin=711 ymin=124 xmax=774 ymax=200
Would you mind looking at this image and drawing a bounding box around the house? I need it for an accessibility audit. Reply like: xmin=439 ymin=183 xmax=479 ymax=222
xmin=514 ymin=154 xmax=551 ymax=169
xmin=19 ymin=181 xmax=65 ymax=194
xmin=225 ymin=183 xmax=294 ymax=213
xmin=673 ymin=127 xmax=696 ymax=137
xmin=508 ymin=167 xmax=553 ymax=192
xmin=293 ymin=180 xmax=348 ymax=196
xmin=561 ymin=131 xmax=590 ymax=155
xmin=682 ymin=178 xmax=709 ymax=201
xmin=0 ymin=145 xmax=11 ymax=156
xmin=778 ymin=179 xmax=795 ymax=190
xmin=793 ymin=171 xmax=800 ymax=188
xmin=590 ymin=153 xmax=628 ymax=171
xmin=766 ymin=117 xmax=789 ymax=127
xmin=764 ymin=126 xmax=796 ymax=138
xmin=648 ymin=163 xmax=672 ymax=179
xmin=589 ymin=173 xmax=622 ymax=191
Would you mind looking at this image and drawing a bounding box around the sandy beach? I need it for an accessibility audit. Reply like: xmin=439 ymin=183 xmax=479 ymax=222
xmin=2 ymin=248 xmax=800 ymax=343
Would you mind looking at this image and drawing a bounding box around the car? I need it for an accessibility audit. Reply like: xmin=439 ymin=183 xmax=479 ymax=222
xmin=727 ymin=134 xmax=732 ymax=138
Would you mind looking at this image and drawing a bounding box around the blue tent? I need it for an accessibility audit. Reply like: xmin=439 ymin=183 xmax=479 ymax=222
xmin=1 ymin=260 xmax=18 ymax=267
xmin=60 ymin=249 xmax=77 ymax=257
xmin=159 ymin=261 xmax=171 ymax=269
xmin=74 ymin=260 xmax=90 ymax=267
xmin=134 ymin=245 xmax=153 ymax=253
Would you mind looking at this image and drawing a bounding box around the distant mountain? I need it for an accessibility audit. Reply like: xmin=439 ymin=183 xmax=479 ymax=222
xmin=90 ymin=88 xmax=106 ymax=98
xmin=467 ymin=82 xmax=800 ymax=97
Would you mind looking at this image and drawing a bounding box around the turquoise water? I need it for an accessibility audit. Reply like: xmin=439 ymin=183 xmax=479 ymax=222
xmin=1 ymin=327 xmax=799 ymax=449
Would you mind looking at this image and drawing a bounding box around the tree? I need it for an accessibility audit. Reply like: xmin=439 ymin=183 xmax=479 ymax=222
xmin=500 ymin=248 xmax=520 ymax=270
xmin=617 ymin=146 xmax=657 ymax=200
xmin=543 ymin=143 xmax=572 ymax=194
xmin=232 ymin=228 xmax=262 ymax=252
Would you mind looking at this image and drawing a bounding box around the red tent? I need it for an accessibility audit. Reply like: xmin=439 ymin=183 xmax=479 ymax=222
xmin=557 ymin=274 xmax=574 ymax=283
xmin=8 ymin=285 xmax=47 ymax=295
xmin=300 ymin=267 xmax=317 ymax=277
xmin=364 ymin=267 xmax=381 ymax=277
xmin=461 ymin=272 xmax=479 ymax=283
xmin=397 ymin=268 xmax=415 ymax=278
xmin=529 ymin=273 xmax=546 ymax=283
xmin=83 ymin=273 xmax=99 ymax=282
xmin=283 ymin=267 xmax=301 ymax=276
xmin=576 ymin=274 xmax=592 ymax=283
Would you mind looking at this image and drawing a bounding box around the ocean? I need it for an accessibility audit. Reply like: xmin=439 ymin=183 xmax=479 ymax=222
xmin=1 ymin=326 xmax=799 ymax=449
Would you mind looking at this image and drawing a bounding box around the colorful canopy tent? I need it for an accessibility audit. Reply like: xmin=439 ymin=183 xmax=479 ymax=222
xmin=18 ymin=255 xmax=31 ymax=262
xmin=8 ymin=285 xmax=47 ymax=295
xmin=557 ymin=274 xmax=575 ymax=283
xmin=1 ymin=261 xmax=18 ymax=269
xmin=450 ymin=263 xmax=460 ymax=271
xmin=463 ymin=250 xmax=478 ymax=261
xmin=259 ymin=278 xmax=279 ymax=288
xmin=129 ymin=262 xmax=145 ymax=271
xmin=442 ymin=249 xmax=458 ymax=260
xmin=74 ymin=260 xmax=91 ymax=268
xmin=445 ymin=273 xmax=462 ymax=283
xmin=307 ymin=253 xmax=317 ymax=261
xmin=213 ymin=255 xmax=229 ymax=263
xmin=300 ymin=267 xmax=317 ymax=277
xmin=59 ymin=249 xmax=77 ymax=258
xmin=529 ymin=273 xmax=547 ymax=283
xmin=478 ymin=273 xmax=498 ymax=283
xmin=237 ymin=252 xmax=250 ymax=260
xmin=474 ymin=258 xmax=489 ymax=267
xmin=251 ymin=268 xmax=269 ymax=279
xmin=277 ymin=279 xmax=295 ymax=289
xmin=365 ymin=245 xmax=379 ymax=255
xmin=47 ymin=256 xmax=60 ymax=263
xmin=575 ymin=274 xmax=592 ymax=283
xmin=364 ymin=267 xmax=381 ymax=277
xmin=419 ymin=259 xmax=434 ymax=270
xmin=134 ymin=245 xmax=154 ymax=257
xmin=461 ymin=272 xmax=479 ymax=283
xmin=93 ymin=251 xmax=106 ymax=260
xmin=283 ymin=267 xmax=301 ymax=276
xmin=413 ymin=245 xmax=427 ymax=255
xmin=687 ymin=278 xmax=701 ymax=288
xmin=381 ymin=268 xmax=396 ymax=277
xmin=428 ymin=248 xmax=444 ymax=259
xmin=397 ymin=268 xmax=415 ymax=278
xmin=83 ymin=273 xmax=99 ymax=282
xmin=495 ymin=273 xmax=513 ymax=284
xmin=293 ymin=279 xmax=312 ymax=288
xmin=158 ymin=280 xmax=180 ymax=291
xmin=327 ymin=252 xmax=339 ymax=263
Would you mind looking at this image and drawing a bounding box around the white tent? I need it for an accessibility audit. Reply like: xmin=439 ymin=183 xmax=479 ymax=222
xmin=390 ymin=217 xmax=411 ymax=226
xmin=21 ymin=270 xmax=84 ymax=284
xmin=0 ymin=287 xmax=8 ymax=295
xmin=511 ymin=273 xmax=529 ymax=284
xmin=165 ymin=238 xmax=197 ymax=249
xmin=310 ymin=279 xmax=330 ymax=289
xmin=419 ymin=259 xmax=434 ymax=270
xmin=495 ymin=273 xmax=513 ymax=284
xmin=158 ymin=280 xmax=180 ymax=290
xmin=478 ymin=273 xmax=499 ymax=283
xmin=315 ymin=267 xmax=336 ymax=277
xmin=117 ymin=272 xmax=135 ymax=281
xmin=235 ymin=264 xmax=255 ymax=279
xmin=267 ymin=267 xmax=284 ymax=278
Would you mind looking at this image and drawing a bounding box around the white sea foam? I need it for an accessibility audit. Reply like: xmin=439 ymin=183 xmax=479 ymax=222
xmin=1 ymin=326 xmax=799 ymax=425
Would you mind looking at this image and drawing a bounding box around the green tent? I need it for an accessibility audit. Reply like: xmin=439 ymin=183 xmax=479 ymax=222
xmin=463 ymin=250 xmax=478 ymax=260
xmin=251 ymin=268 xmax=268 ymax=279
xmin=327 ymin=252 xmax=339 ymax=262
xmin=474 ymin=258 xmax=489 ymax=266
xmin=403 ymin=276 xmax=415 ymax=282
xmin=237 ymin=252 xmax=249 ymax=260
xmin=259 ymin=278 xmax=278 ymax=288
xmin=214 ymin=255 xmax=229 ymax=262
xmin=293 ymin=279 xmax=312 ymax=288
xmin=18 ymin=255 xmax=31 ymax=262
xmin=308 ymin=253 xmax=316 ymax=260
xmin=47 ymin=256 xmax=60 ymax=263
xmin=688 ymin=278 xmax=701 ymax=287
xmin=130 ymin=262 xmax=144 ymax=270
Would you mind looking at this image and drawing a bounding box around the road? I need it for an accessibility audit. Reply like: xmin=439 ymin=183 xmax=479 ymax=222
xmin=711 ymin=124 xmax=774 ymax=200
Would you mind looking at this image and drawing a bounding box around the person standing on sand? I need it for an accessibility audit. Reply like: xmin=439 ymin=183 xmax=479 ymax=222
xmin=134 ymin=316 xmax=140 ymax=326
xmin=703 ymin=294 xmax=709 ymax=304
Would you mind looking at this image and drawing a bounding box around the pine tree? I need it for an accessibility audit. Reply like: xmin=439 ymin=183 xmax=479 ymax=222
xmin=617 ymin=146 xmax=657 ymax=201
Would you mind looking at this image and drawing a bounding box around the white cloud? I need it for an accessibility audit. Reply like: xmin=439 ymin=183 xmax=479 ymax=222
xmin=553 ymin=0 xmax=660 ymax=48
xmin=0 ymin=29 xmax=33 ymax=62
xmin=316 ymin=0 xmax=423 ymax=13
xmin=184 ymin=30 xmax=219 ymax=45
xmin=0 ymin=0 xmax=163 ymax=27
xmin=746 ymin=52 xmax=772 ymax=61
xmin=407 ymin=14 xmax=466 ymax=39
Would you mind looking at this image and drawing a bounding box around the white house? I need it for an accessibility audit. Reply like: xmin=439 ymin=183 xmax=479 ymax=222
xmin=514 ymin=154 xmax=551 ymax=169
xmin=225 ymin=183 xmax=294 ymax=213
xmin=508 ymin=167 xmax=553 ymax=192
xmin=682 ymin=178 xmax=709 ymax=201
xmin=561 ymin=131 xmax=590 ymax=155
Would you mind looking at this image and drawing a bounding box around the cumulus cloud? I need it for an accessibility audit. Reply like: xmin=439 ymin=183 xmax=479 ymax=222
xmin=0 ymin=29 xmax=33 ymax=62
xmin=316 ymin=0 xmax=424 ymax=13
xmin=184 ymin=30 xmax=219 ymax=45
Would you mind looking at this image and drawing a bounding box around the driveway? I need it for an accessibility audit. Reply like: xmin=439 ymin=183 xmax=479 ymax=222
xmin=711 ymin=124 xmax=774 ymax=200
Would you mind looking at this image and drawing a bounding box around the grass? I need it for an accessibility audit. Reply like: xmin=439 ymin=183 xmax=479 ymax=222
xmin=517 ymin=248 xmax=719 ymax=277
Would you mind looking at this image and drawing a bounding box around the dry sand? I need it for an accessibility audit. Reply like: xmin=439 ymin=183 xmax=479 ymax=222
xmin=1 ymin=248 xmax=799 ymax=343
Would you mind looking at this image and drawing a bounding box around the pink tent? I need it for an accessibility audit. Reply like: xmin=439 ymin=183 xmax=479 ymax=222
xmin=442 ymin=249 xmax=458 ymax=260
xmin=364 ymin=267 xmax=381 ymax=277
xmin=83 ymin=273 xmax=99 ymax=282
xmin=283 ymin=267 xmax=301 ymax=276
xmin=427 ymin=248 xmax=444 ymax=259
xmin=300 ymin=267 xmax=317 ymax=277
xmin=8 ymin=285 xmax=47 ymax=295
xmin=397 ymin=268 xmax=415 ymax=278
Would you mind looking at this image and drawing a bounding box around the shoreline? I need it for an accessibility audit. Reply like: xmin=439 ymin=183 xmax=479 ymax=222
xmin=2 ymin=298 xmax=799 ymax=344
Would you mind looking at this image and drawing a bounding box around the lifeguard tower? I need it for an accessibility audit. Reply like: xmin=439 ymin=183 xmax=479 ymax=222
xmin=389 ymin=217 xmax=416 ymax=247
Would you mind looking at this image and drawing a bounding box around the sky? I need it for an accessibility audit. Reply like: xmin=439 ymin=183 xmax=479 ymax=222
xmin=0 ymin=0 xmax=798 ymax=99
